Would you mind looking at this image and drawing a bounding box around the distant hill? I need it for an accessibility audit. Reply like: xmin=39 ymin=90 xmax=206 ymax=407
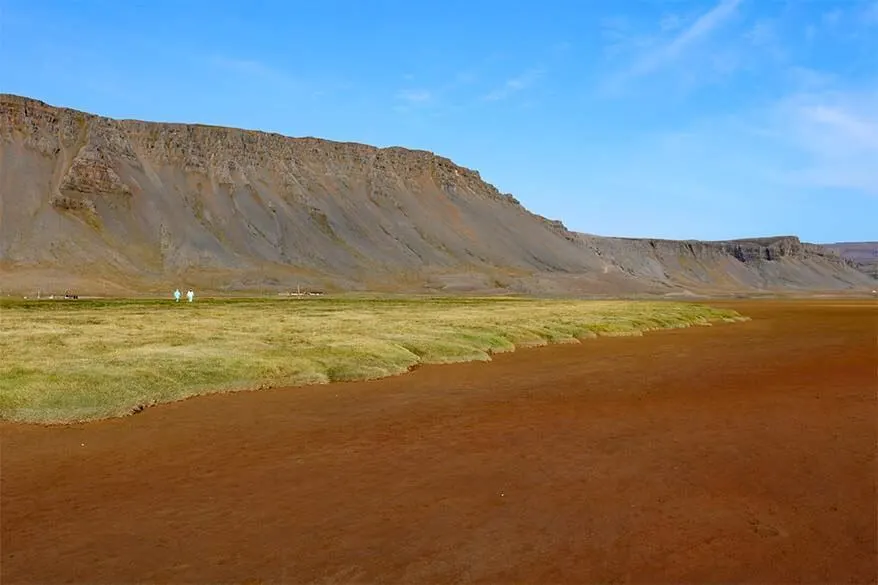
xmin=1 ymin=94 xmax=873 ymax=296
xmin=823 ymin=242 xmax=878 ymax=279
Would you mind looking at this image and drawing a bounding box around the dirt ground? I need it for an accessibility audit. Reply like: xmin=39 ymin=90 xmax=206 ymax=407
xmin=2 ymin=300 xmax=876 ymax=584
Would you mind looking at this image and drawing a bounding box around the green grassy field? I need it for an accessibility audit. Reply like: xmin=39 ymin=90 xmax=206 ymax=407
xmin=0 ymin=297 xmax=746 ymax=424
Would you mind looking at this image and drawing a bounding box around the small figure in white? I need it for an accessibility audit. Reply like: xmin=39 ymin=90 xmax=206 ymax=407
xmin=174 ymin=289 xmax=181 ymax=302
xmin=186 ymin=289 xmax=195 ymax=303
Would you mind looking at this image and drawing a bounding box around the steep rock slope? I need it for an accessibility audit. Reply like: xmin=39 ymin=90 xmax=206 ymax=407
xmin=576 ymin=235 xmax=874 ymax=293
xmin=0 ymin=94 xmax=872 ymax=295
xmin=824 ymin=242 xmax=878 ymax=279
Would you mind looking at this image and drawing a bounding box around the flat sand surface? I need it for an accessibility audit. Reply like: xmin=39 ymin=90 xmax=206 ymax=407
xmin=2 ymin=300 xmax=876 ymax=584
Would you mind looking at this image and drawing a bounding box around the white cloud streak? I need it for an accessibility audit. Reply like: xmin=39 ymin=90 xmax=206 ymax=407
xmin=396 ymin=89 xmax=432 ymax=104
xmin=624 ymin=0 xmax=743 ymax=79
xmin=776 ymin=90 xmax=878 ymax=193
xmin=483 ymin=69 xmax=543 ymax=101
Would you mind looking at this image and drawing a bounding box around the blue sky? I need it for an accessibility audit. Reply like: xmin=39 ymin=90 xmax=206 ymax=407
xmin=2 ymin=0 xmax=876 ymax=243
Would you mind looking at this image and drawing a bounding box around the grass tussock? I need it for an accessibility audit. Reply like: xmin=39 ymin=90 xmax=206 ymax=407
xmin=0 ymin=297 xmax=746 ymax=424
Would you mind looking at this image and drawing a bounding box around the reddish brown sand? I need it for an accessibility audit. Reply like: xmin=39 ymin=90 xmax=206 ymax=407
xmin=2 ymin=300 xmax=876 ymax=584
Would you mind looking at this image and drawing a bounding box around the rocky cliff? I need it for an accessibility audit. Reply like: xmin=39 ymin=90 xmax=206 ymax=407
xmin=574 ymin=234 xmax=873 ymax=293
xmin=823 ymin=242 xmax=878 ymax=279
xmin=1 ymin=94 xmax=873 ymax=295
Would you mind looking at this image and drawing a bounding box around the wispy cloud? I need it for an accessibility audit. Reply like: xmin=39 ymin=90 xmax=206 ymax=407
xmin=599 ymin=0 xmax=744 ymax=96
xmin=392 ymin=69 xmax=478 ymax=115
xmin=396 ymin=89 xmax=432 ymax=104
xmin=775 ymin=89 xmax=878 ymax=193
xmin=647 ymin=82 xmax=878 ymax=196
xmin=483 ymin=69 xmax=543 ymax=101
xmin=395 ymin=43 xmax=563 ymax=116
xmin=798 ymin=105 xmax=878 ymax=150
xmin=626 ymin=0 xmax=742 ymax=79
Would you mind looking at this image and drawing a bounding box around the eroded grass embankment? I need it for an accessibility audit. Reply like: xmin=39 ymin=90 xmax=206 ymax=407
xmin=0 ymin=297 xmax=746 ymax=423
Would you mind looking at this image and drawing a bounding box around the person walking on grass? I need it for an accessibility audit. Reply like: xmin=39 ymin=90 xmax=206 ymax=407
xmin=187 ymin=289 xmax=195 ymax=303
xmin=174 ymin=289 xmax=181 ymax=302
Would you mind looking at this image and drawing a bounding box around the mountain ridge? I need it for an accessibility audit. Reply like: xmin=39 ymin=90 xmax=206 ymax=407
xmin=823 ymin=242 xmax=878 ymax=279
xmin=1 ymin=93 xmax=873 ymax=296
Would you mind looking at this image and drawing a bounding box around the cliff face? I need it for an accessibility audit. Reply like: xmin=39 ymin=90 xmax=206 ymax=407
xmin=575 ymin=234 xmax=870 ymax=293
xmin=1 ymin=94 xmax=873 ymax=295
xmin=823 ymin=242 xmax=878 ymax=279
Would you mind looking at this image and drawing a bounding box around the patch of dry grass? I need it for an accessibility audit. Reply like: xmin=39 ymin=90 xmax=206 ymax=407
xmin=0 ymin=297 xmax=746 ymax=423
